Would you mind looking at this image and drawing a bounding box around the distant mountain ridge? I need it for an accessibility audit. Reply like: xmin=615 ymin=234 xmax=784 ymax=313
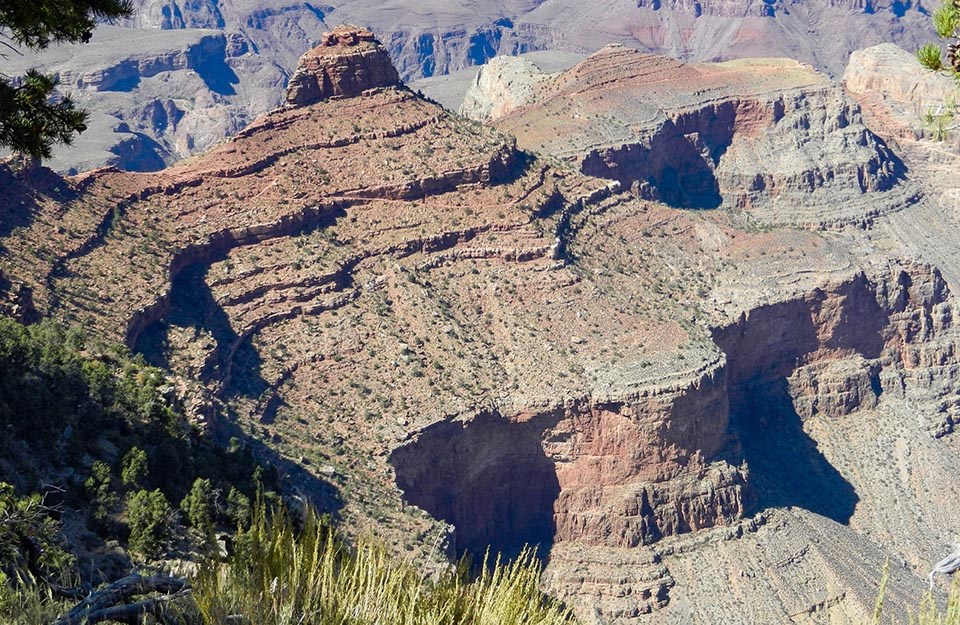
xmin=6 ymin=0 xmax=936 ymax=172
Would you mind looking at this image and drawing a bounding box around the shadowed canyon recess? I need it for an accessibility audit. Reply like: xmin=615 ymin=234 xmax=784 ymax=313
xmin=2 ymin=25 xmax=960 ymax=625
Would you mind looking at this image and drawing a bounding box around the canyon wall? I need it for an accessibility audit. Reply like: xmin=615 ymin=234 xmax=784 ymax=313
xmin=389 ymin=261 xmax=958 ymax=620
xmin=5 ymin=29 xmax=960 ymax=625
xmin=9 ymin=0 xmax=937 ymax=172
xmin=496 ymin=47 xmax=918 ymax=227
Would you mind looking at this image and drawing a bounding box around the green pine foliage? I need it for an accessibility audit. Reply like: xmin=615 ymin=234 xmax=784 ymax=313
xmin=0 ymin=317 xmax=268 ymax=513
xmin=918 ymin=43 xmax=945 ymax=71
xmin=933 ymin=0 xmax=960 ymax=40
xmin=226 ymin=486 xmax=253 ymax=531
xmin=0 ymin=315 xmax=271 ymax=581
xmin=84 ymin=460 xmax=118 ymax=523
xmin=0 ymin=314 xmax=577 ymax=623
xmin=121 ymin=446 xmax=149 ymax=489
xmin=182 ymin=478 xmax=217 ymax=534
xmin=917 ymin=0 xmax=960 ymax=139
xmin=0 ymin=0 xmax=133 ymax=49
xmin=0 ymin=0 xmax=133 ymax=159
xmin=0 ymin=71 xmax=88 ymax=160
xmin=126 ymin=488 xmax=174 ymax=560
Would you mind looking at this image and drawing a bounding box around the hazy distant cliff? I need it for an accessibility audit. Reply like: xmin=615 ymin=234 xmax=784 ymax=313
xmin=7 ymin=0 xmax=936 ymax=173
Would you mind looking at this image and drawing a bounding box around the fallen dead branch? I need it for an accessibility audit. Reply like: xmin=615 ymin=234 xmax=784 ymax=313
xmin=929 ymin=544 xmax=960 ymax=590
xmin=51 ymin=574 xmax=190 ymax=625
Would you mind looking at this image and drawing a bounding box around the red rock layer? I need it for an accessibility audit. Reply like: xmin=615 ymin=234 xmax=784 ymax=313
xmin=285 ymin=25 xmax=400 ymax=106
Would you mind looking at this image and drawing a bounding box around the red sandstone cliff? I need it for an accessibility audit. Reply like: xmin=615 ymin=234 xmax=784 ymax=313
xmin=1 ymin=30 xmax=960 ymax=625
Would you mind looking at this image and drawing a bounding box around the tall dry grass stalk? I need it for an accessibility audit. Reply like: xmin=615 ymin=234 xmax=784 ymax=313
xmin=874 ymin=562 xmax=960 ymax=625
xmin=192 ymin=506 xmax=575 ymax=625
xmin=0 ymin=571 xmax=70 ymax=625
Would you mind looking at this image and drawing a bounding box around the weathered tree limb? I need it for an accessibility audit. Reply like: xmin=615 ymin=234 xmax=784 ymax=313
xmin=52 ymin=574 xmax=190 ymax=625
xmin=57 ymin=589 xmax=191 ymax=625
xmin=929 ymin=544 xmax=960 ymax=590
xmin=48 ymin=583 xmax=89 ymax=601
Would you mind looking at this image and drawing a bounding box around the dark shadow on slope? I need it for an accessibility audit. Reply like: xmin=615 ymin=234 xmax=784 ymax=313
xmin=215 ymin=418 xmax=343 ymax=521
xmin=415 ymin=33 xmax=437 ymax=78
xmin=109 ymin=132 xmax=170 ymax=172
xmin=710 ymin=276 xmax=896 ymax=525
xmin=714 ymin=276 xmax=888 ymax=384
xmin=0 ymin=164 xmax=78 ymax=240
xmin=730 ymin=377 xmax=859 ymax=523
xmin=103 ymin=73 xmax=141 ymax=92
xmin=134 ymin=263 xmax=268 ymax=399
xmin=467 ymin=27 xmax=504 ymax=66
xmin=302 ymin=3 xmax=331 ymax=21
xmin=580 ymin=122 xmax=723 ymax=209
xmin=389 ymin=410 xmax=560 ymax=563
xmin=135 ymin=205 xmax=354 ymax=398
xmin=196 ymin=54 xmax=239 ymax=96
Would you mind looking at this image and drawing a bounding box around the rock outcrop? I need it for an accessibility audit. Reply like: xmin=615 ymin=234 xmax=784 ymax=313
xmin=478 ymin=42 xmax=960 ymax=622
xmin=842 ymin=44 xmax=960 ymax=293
xmin=844 ymin=43 xmax=957 ymax=142
xmin=285 ymin=26 xmax=400 ymax=106
xmin=494 ymin=46 xmax=916 ymax=227
xmin=459 ymin=55 xmax=551 ymax=121
xmin=13 ymin=0 xmax=938 ymax=172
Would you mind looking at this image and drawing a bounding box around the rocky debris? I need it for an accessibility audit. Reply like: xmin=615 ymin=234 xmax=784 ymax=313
xmin=459 ymin=56 xmax=551 ymax=121
xmin=285 ymin=25 xmax=400 ymax=106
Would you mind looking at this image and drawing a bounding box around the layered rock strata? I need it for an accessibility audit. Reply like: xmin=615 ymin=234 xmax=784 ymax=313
xmin=494 ymin=46 xmax=917 ymax=227
xmin=3 ymin=33 xmax=960 ymax=625
xmin=12 ymin=0 xmax=938 ymax=173
xmin=844 ymin=44 xmax=958 ymax=143
xmin=285 ymin=25 xmax=400 ymax=105
xmin=480 ymin=42 xmax=960 ymax=622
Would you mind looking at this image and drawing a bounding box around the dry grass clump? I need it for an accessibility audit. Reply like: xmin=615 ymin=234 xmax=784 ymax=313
xmin=193 ymin=506 xmax=575 ymax=625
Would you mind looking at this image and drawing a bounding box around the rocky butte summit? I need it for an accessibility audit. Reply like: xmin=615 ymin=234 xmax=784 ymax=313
xmin=3 ymin=26 xmax=960 ymax=624
xmin=285 ymin=26 xmax=401 ymax=106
